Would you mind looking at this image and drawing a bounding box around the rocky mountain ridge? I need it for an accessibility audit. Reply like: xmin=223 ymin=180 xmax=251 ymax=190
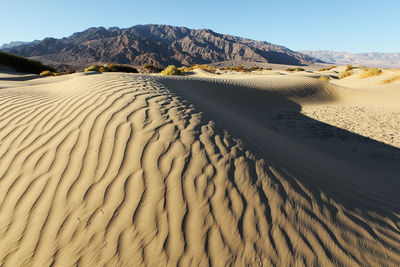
xmin=2 ymin=24 xmax=321 ymax=70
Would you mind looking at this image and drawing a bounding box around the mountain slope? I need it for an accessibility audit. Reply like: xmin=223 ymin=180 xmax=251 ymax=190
xmin=0 ymin=41 xmax=35 ymax=50
xmin=301 ymin=50 xmax=400 ymax=68
xmin=1 ymin=24 xmax=321 ymax=69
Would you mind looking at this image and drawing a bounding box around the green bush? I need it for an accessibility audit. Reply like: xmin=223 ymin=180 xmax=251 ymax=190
xmin=0 ymin=51 xmax=55 ymax=74
xmin=161 ymin=65 xmax=182 ymax=75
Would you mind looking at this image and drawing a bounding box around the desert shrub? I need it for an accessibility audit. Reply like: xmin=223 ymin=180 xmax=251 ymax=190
xmin=161 ymin=65 xmax=182 ymax=75
xmin=66 ymin=68 xmax=76 ymax=74
xmin=178 ymin=64 xmax=217 ymax=73
xmin=106 ymin=64 xmax=138 ymax=73
xmin=85 ymin=65 xmax=101 ymax=72
xmin=286 ymin=67 xmax=305 ymax=72
xmin=319 ymin=75 xmax=330 ymax=82
xmin=0 ymin=51 xmax=55 ymax=74
xmin=318 ymin=66 xmax=336 ymax=71
xmin=40 ymin=70 xmax=54 ymax=77
xmin=143 ymin=64 xmax=154 ymax=69
xmin=192 ymin=64 xmax=217 ymax=73
xmin=85 ymin=64 xmax=138 ymax=73
xmin=345 ymin=65 xmax=354 ymax=71
xmin=339 ymin=70 xmax=353 ymax=79
xmin=178 ymin=66 xmax=190 ymax=73
xmin=381 ymin=75 xmax=400 ymax=84
xmin=234 ymin=66 xmax=245 ymax=72
xmin=360 ymin=67 xmax=382 ymax=78
xmin=221 ymin=66 xmax=245 ymax=72
xmin=142 ymin=64 xmax=162 ymax=73
xmin=264 ymin=67 xmax=272 ymax=71
xmin=247 ymin=66 xmax=262 ymax=71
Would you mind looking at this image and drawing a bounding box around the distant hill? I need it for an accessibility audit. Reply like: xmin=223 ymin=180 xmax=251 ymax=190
xmin=1 ymin=24 xmax=321 ymax=70
xmin=0 ymin=41 xmax=39 ymax=50
xmin=301 ymin=50 xmax=400 ymax=68
xmin=0 ymin=51 xmax=54 ymax=74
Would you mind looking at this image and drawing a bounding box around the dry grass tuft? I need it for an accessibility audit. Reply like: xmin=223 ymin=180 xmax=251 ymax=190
xmin=40 ymin=70 xmax=54 ymax=77
xmin=180 ymin=64 xmax=217 ymax=73
xmin=318 ymin=66 xmax=336 ymax=71
xmin=339 ymin=71 xmax=353 ymax=79
xmin=360 ymin=68 xmax=382 ymax=78
xmin=161 ymin=65 xmax=182 ymax=76
xmin=381 ymin=75 xmax=400 ymax=84
xmin=345 ymin=65 xmax=354 ymax=71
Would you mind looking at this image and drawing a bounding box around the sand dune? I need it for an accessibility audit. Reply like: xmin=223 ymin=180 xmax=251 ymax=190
xmin=0 ymin=72 xmax=399 ymax=266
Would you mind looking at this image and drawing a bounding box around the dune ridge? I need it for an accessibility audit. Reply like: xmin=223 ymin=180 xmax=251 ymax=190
xmin=0 ymin=73 xmax=399 ymax=266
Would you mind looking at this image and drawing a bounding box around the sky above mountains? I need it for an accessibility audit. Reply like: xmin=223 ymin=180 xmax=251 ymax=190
xmin=1 ymin=0 xmax=399 ymax=53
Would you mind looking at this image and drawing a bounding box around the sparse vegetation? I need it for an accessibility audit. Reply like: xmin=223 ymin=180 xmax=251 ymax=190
xmin=220 ymin=66 xmax=272 ymax=72
xmin=179 ymin=64 xmax=217 ymax=74
xmin=107 ymin=64 xmax=138 ymax=73
xmin=221 ymin=66 xmax=245 ymax=72
xmin=161 ymin=65 xmax=182 ymax=75
xmin=360 ymin=67 xmax=382 ymax=78
xmin=285 ymin=67 xmax=305 ymax=72
xmin=39 ymin=69 xmax=76 ymax=77
xmin=84 ymin=64 xmax=138 ymax=73
xmin=39 ymin=70 xmax=54 ymax=77
xmin=85 ymin=65 xmax=102 ymax=72
xmin=345 ymin=65 xmax=354 ymax=71
xmin=381 ymin=75 xmax=400 ymax=84
xmin=247 ymin=66 xmax=262 ymax=71
xmin=0 ymin=51 xmax=55 ymax=74
xmin=318 ymin=66 xmax=336 ymax=71
xmin=319 ymin=75 xmax=330 ymax=82
xmin=141 ymin=64 xmax=162 ymax=73
xmin=339 ymin=71 xmax=353 ymax=79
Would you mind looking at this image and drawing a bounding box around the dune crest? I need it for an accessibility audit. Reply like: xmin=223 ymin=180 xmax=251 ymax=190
xmin=0 ymin=73 xmax=399 ymax=266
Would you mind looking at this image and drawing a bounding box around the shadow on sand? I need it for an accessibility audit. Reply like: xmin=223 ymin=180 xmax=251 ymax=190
xmin=159 ymin=77 xmax=400 ymax=219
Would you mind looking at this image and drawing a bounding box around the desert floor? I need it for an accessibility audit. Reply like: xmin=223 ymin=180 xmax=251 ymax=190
xmin=0 ymin=68 xmax=399 ymax=266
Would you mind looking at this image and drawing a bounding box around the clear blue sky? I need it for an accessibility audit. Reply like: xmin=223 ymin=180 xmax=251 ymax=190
xmin=1 ymin=0 xmax=399 ymax=53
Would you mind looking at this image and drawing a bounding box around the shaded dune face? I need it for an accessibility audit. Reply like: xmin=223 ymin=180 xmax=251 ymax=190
xmin=0 ymin=73 xmax=398 ymax=266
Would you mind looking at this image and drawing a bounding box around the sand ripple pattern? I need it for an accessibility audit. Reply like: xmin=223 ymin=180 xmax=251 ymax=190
xmin=0 ymin=73 xmax=399 ymax=266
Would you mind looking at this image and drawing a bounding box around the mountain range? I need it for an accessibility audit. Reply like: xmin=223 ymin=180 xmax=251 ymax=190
xmin=301 ymin=50 xmax=400 ymax=68
xmin=1 ymin=24 xmax=321 ymax=70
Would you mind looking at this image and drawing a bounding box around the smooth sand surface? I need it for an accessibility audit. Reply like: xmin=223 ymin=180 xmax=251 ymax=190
xmin=0 ymin=70 xmax=399 ymax=266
